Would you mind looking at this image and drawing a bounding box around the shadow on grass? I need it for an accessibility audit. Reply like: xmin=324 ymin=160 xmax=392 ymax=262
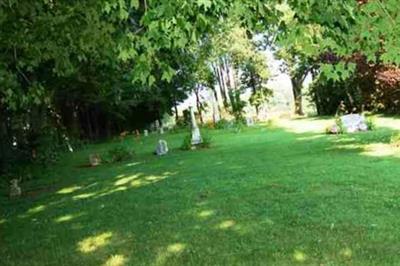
xmin=2 ymin=121 xmax=400 ymax=265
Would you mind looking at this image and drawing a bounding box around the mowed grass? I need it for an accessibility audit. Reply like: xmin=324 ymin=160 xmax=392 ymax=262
xmin=2 ymin=117 xmax=400 ymax=265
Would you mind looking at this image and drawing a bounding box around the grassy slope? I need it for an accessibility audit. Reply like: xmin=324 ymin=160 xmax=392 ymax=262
xmin=2 ymin=117 xmax=400 ymax=266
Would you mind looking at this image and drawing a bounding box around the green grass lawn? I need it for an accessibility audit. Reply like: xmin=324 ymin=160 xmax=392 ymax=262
xmin=3 ymin=117 xmax=400 ymax=265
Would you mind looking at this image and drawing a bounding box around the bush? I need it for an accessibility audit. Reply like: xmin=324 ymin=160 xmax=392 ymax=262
xmin=232 ymin=120 xmax=246 ymax=133
xmin=107 ymin=145 xmax=134 ymax=162
xmin=180 ymin=131 xmax=213 ymax=150
xmin=202 ymin=121 xmax=215 ymax=130
xmin=228 ymin=90 xmax=246 ymax=121
xmin=215 ymin=119 xmax=231 ymax=130
xmin=180 ymin=135 xmax=192 ymax=151
xmin=198 ymin=134 xmax=212 ymax=149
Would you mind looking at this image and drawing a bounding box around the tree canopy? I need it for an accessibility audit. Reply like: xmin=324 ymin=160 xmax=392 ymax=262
xmin=2 ymin=0 xmax=400 ymax=173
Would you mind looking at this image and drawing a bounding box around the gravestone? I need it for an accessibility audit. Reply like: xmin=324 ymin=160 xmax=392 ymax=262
xmin=246 ymin=117 xmax=255 ymax=127
xmin=341 ymin=114 xmax=368 ymax=133
xmin=89 ymin=154 xmax=101 ymax=167
xmin=155 ymin=140 xmax=169 ymax=156
xmin=144 ymin=130 xmax=149 ymax=137
xmin=159 ymin=127 xmax=164 ymax=135
xmin=9 ymin=179 xmax=21 ymax=198
xmin=190 ymin=107 xmax=202 ymax=145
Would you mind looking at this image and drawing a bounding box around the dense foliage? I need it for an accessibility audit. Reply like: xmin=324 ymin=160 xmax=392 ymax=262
xmin=3 ymin=0 xmax=400 ymax=174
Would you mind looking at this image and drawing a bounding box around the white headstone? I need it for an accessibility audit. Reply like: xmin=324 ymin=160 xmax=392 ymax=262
xmin=341 ymin=114 xmax=368 ymax=133
xmin=156 ymin=140 xmax=168 ymax=156
xmin=246 ymin=117 xmax=255 ymax=127
xmin=190 ymin=107 xmax=202 ymax=145
xmin=89 ymin=154 xmax=101 ymax=167
xmin=159 ymin=127 xmax=164 ymax=135
xmin=144 ymin=130 xmax=149 ymax=137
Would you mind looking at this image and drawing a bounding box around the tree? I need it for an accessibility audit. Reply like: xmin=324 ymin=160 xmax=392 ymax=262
xmin=241 ymin=56 xmax=272 ymax=115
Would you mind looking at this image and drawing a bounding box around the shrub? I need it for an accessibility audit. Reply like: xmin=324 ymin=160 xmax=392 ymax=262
xmin=198 ymin=134 xmax=212 ymax=149
xmin=228 ymin=90 xmax=246 ymax=121
xmin=202 ymin=121 xmax=215 ymax=130
xmin=180 ymin=135 xmax=192 ymax=151
xmin=107 ymin=145 xmax=133 ymax=162
xmin=181 ymin=131 xmax=213 ymax=150
xmin=215 ymin=119 xmax=231 ymax=130
xmin=232 ymin=120 xmax=246 ymax=133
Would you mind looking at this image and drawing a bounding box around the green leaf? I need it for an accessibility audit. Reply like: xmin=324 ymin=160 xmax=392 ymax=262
xmin=197 ymin=0 xmax=212 ymax=10
xmin=131 ymin=0 xmax=139 ymax=9
xmin=148 ymin=75 xmax=156 ymax=86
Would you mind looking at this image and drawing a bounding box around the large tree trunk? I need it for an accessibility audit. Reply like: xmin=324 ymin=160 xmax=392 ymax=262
xmin=224 ymin=57 xmax=237 ymax=90
xmin=217 ymin=64 xmax=229 ymax=107
xmin=211 ymin=87 xmax=222 ymax=115
xmin=174 ymin=102 xmax=179 ymax=122
xmin=291 ymin=79 xmax=304 ymax=116
xmin=212 ymin=63 xmax=226 ymax=107
xmin=194 ymin=86 xmax=204 ymax=124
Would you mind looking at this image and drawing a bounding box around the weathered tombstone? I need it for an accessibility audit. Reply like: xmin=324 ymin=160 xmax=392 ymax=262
xmin=341 ymin=114 xmax=368 ymax=133
xmin=144 ymin=130 xmax=149 ymax=137
xmin=190 ymin=107 xmax=202 ymax=145
xmin=246 ymin=117 xmax=255 ymax=127
xmin=159 ymin=127 xmax=164 ymax=135
xmin=89 ymin=154 xmax=101 ymax=167
xmin=155 ymin=140 xmax=169 ymax=156
xmin=9 ymin=179 xmax=21 ymax=198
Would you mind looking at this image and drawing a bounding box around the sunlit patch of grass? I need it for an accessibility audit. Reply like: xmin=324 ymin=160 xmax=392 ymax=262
xmin=131 ymin=180 xmax=143 ymax=187
xmin=340 ymin=247 xmax=352 ymax=259
xmin=129 ymin=174 xmax=168 ymax=188
xmin=362 ymin=143 xmax=399 ymax=157
xmin=155 ymin=243 xmax=186 ymax=265
xmin=27 ymin=205 xmax=46 ymax=214
xmin=54 ymin=214 xmax=74 ymax=223
xmin=277 ymin=118 xmax=331 ymax=133
xmin=54 ymin=213 xmax=83 ymax=223
xmin=125 ymin=162 xmax=142 ymax=167
xmin=197 ymin=210 xmax=214 ymax=218
xmin=103 ymin=254 xmax=128 ymax=266
xmin=326 ymin=143 xmax=363 ymax=152
xmin=167 ymin=243 xmax=185 ymax=253
xmin=77 ymin=232 xmax=113 ymax=253
xmin=217 ymin=220 xmax=235 ymax=230
xmin=96 ymin=186 xmax=128 ymax=198
xmin=57 ymin=185 xmax=81 ymax=194
xmin=73 ymin=192 xmax=96 ymax=200
xmin=293 ymin=250 xmax=307 ymax=262
xmin=114 ymin=175 xmax=140 ymax=186
xmin=145 ymin=175 xmax=167 ymax=182
xmin=297 ymin=135 xmax=324 ymax=141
